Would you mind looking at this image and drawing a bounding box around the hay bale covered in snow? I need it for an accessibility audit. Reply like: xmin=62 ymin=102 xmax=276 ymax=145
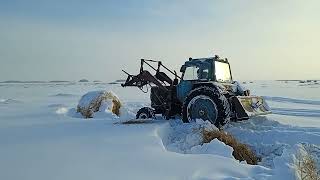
xmin=77 ymin=91 xmax=121 ymax=118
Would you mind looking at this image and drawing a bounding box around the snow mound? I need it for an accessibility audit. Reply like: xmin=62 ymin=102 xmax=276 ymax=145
xmin=157 ymin=119 xmax=235 ymax=159
xmin=190 ymin=139 xmax=234 ymax=158
xmin=270 ymin=143 xmax=319 ymax=180
xmin=157 ymin=119 xmax=258 ymax=164
xmin=156 ymin=116 xmax=320 ymax=179
xmin=225 ymin=116 xmax=320 ymax=168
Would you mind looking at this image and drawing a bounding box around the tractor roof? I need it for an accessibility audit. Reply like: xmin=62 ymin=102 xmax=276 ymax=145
xmin=184 ymin=56 xmax=229 ymax=67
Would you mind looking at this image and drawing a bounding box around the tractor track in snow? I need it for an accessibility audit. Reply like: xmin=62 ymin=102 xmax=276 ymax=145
xmin=263 ymin=96 xmax=320 ymax=106
xmin=271 ymin=107 xmax=320 ymax=117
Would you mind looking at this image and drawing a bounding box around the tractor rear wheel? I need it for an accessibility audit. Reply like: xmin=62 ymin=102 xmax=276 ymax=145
xmin=182 ymin=87 xmax=231 ymax=128
xmin=136 ymin=107 xmax=155 ymax=119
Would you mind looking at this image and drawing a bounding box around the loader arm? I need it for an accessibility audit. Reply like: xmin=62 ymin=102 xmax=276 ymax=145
xmin=121 ymin=59 xmax=180 ymax=92
xmin=121 ymin=70 xmax=168 ymax=91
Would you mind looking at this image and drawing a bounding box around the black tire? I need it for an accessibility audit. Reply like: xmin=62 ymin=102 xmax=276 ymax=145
xmin=136 ymin=107 xmax=155 ymax=119
xmin=182 ymin=86 xmax=231 ymax=128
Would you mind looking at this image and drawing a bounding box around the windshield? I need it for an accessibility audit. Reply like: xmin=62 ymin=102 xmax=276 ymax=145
xmin=215 ymin=61 xmax=232 ymax=82
xmin=183 ymin=66 xmax=209 ymax=80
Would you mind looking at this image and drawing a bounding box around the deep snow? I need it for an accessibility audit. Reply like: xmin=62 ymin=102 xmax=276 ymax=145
xmin=0 ymin=81 xmax=319 ymax=180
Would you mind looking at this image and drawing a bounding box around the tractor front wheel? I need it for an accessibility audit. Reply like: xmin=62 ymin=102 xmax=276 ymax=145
xmin=182 ymin=87 xmax=231 ymax=128
xmin=136 ymin=107 xmax=155 ymax=119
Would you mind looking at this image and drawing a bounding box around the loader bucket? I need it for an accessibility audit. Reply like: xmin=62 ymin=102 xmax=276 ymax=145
xmin=231 ymin=96 xmax=271 ymax=120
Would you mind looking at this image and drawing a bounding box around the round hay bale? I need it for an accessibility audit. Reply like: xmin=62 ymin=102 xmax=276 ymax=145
xmin=77 ymin=91 xmax=121 ymax=118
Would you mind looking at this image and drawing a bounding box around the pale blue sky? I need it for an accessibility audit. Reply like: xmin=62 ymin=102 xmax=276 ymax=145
xmin=0 ymin=0 xmax=319 ymax=81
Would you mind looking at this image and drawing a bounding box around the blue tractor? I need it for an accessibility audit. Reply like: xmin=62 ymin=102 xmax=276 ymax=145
xmin=122 ymin=55 xmax=271 ymax=128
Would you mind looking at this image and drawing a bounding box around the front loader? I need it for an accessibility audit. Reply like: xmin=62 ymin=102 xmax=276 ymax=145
xmin=121 ymin=55 xmax=271 ymax=127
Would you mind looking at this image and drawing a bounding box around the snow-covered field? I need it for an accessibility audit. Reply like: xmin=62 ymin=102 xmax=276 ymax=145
xmin=0 ymin=81 xmax=319 ymax=180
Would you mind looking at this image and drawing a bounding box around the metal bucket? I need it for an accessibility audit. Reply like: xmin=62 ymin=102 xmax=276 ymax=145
xmin=232 ymin=96 xmax=271 ymax=120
